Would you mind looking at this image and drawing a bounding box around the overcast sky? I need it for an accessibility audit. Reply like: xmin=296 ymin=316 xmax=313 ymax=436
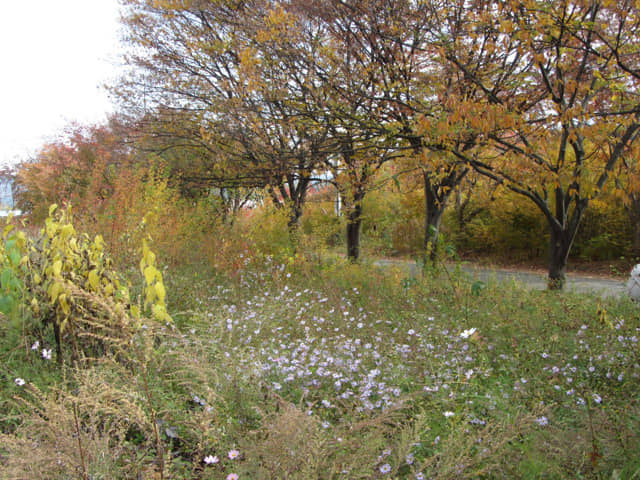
xmin=0 ymin=0 xmax=122 ymax=167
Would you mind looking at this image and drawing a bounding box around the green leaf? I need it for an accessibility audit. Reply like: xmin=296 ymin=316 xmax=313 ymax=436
xmin=0 ymin=294 xmax=15 ymax=314
xmin=8 ymin=277 xmax=22 ymax=292
xmin=8 ymin=248 xmax=21 ymax=268
xmin=471 ymin=281 xmax=486 ymax=296
xmin=1 ymin=268 xmax=13 ymax=291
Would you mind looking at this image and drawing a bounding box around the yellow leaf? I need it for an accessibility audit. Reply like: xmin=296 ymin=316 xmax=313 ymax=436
xmin=61 ymin=224 xmax=75 ymax=239
xmin=144 ymin=249 xmax=156 ymax=269
xmin=48 ymin=281 xmax=63 ymax=302
xmin=155 ymin=282 xmax=166 ymax=303
xmin=144 ymin=265 xmax=159 ymax=285
xmin=3 ymin=223 xmax=14 ymax=238
xmin=152 ymin=304 xmax=172 ymax=323
xmin=59 ymin=293 xmax=70 ymax=316
xmin=15 ymin=231 xmax=27 ymax=249
xmin=88 ymin=270 xmax=100 ymax=291
xmin=52 ymin=260 xmax=62 ymax=277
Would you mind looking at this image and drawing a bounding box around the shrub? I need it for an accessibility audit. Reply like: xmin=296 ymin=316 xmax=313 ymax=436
xmin=0 ymin=204 xmax=170 ymax=365
xmin=573 ymin=197 xmax=633 ymax=260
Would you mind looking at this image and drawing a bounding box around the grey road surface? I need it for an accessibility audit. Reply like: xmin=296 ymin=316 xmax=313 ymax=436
xmin=375 ymin=259 xmax=627 ymax=298
xmin=460 ymin=264 xmax=625 ymax=298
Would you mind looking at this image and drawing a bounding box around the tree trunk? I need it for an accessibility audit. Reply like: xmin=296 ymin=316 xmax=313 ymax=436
xmin=346 ymin=204 xmax=363 ymax=262
xmin=346 ymin=191 xmax=364 ymax=262
xmin=54 ymin=321 xmax=63 ymax=365
xmin=548 ymin=225 xmax=576 ymax=290
xmin=422 ymin=167 xmax=467 ymax=264
xmin=545 ymin=182 xmax=588 ymax=290
xmin=287 ymin=201 xmax=304 ymax=250
xmin=424 ymin=209 xmax=444 ymax=262
xmin=271 ymin=174 xmax=310 ymax=251
xmin=424 ymin=173 xmax=446 ymax=264
xmin=288 ymin=175 xmax=310 ymax=247
xmin=288 ymin=203 xmax=303 ymax=232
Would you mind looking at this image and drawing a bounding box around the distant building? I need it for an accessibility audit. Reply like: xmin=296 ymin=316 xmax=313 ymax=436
xmin=0 ymin=178 xmax=21 ymax=217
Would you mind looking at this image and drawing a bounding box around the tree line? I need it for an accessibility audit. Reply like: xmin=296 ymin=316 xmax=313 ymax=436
xmin=14 ymin=0 xmax=640 ymax=289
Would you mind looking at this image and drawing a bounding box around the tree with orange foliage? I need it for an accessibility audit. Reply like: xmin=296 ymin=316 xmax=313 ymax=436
xmin=286 ymin=0 xmax=468 ymax=262
xmin=424 ymin=0 xmax=640 ymax=288
xmin=14 ymin=121 xmax=134 ymax=223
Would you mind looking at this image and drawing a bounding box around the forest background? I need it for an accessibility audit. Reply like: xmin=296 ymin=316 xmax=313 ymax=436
xmin=5 ymin=0 xmax=640 ymax=288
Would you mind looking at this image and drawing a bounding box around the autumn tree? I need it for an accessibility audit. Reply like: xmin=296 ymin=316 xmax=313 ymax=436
xmin=614 ymin=151 xmax=640 ymax=257
xmin=118 ymin=0 xmax=478 ymax=262
xmin=426 ymin=0 xmax=640 ymax=288
xmin=296 ymin=0 xmax=482 ymax=263
xmin=590 ymin=0 xmax=640 ymax=258
xmin=14 ymin=121 xmax=134 ymax=222
xmin=118 ymin=0 xmax=640 ymax=273
xmin=117 ymin=0 xmax=337 ymax=241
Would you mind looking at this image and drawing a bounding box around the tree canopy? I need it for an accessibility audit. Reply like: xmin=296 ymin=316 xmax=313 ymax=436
xmin=114 ymin=0 xmax=640 ymax=287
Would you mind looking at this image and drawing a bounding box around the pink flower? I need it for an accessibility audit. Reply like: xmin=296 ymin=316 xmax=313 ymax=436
xmin=228 ymin=449 xmax=240 ymax=460
xmin=227 ymin=474 xmax=239 ymax=480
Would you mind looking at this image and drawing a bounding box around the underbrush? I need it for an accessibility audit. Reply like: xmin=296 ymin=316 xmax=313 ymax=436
xmin=2 ymin=244 xmax=640 ymax=478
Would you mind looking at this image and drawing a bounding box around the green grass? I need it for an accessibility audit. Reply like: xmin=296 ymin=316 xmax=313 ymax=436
xmin=1 ymin=254 xmax=639 ymax=479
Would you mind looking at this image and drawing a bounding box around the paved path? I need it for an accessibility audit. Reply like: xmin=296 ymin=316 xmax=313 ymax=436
xmin=375 ymin=259 xmax=627 ymax=298
xmin=459 ymin=264 xmax=626 ymax=298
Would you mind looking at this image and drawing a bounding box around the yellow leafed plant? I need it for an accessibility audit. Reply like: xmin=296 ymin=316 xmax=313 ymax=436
xmin=139 ymin=238 xmax=172 ymax=324
xmin=2 ymin=204 xmax=173 ymax=364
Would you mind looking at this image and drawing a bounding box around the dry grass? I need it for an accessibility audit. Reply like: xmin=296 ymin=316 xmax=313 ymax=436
xmin=1 ymin=366 xmax=154 ymax=479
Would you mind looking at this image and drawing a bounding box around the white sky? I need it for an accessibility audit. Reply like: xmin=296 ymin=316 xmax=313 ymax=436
xmin=0 ymin=0 xmax=123 ymax=167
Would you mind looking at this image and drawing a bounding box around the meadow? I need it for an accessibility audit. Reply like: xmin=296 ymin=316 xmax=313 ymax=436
xmin=1 ymin=228 xmax=639 ymax=479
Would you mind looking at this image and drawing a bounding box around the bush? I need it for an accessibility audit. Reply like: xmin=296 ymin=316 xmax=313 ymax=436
xmin=573 ymin=197 xmax=633 ymax=260
xmin=0 ymin=204 xmax=170 ymax=365
xmin=445 ymin=188 xmax=548 ymax=260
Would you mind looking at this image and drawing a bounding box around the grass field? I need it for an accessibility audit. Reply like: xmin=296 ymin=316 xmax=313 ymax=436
xmin=1 ymin=254 xmax=639 ymax=479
